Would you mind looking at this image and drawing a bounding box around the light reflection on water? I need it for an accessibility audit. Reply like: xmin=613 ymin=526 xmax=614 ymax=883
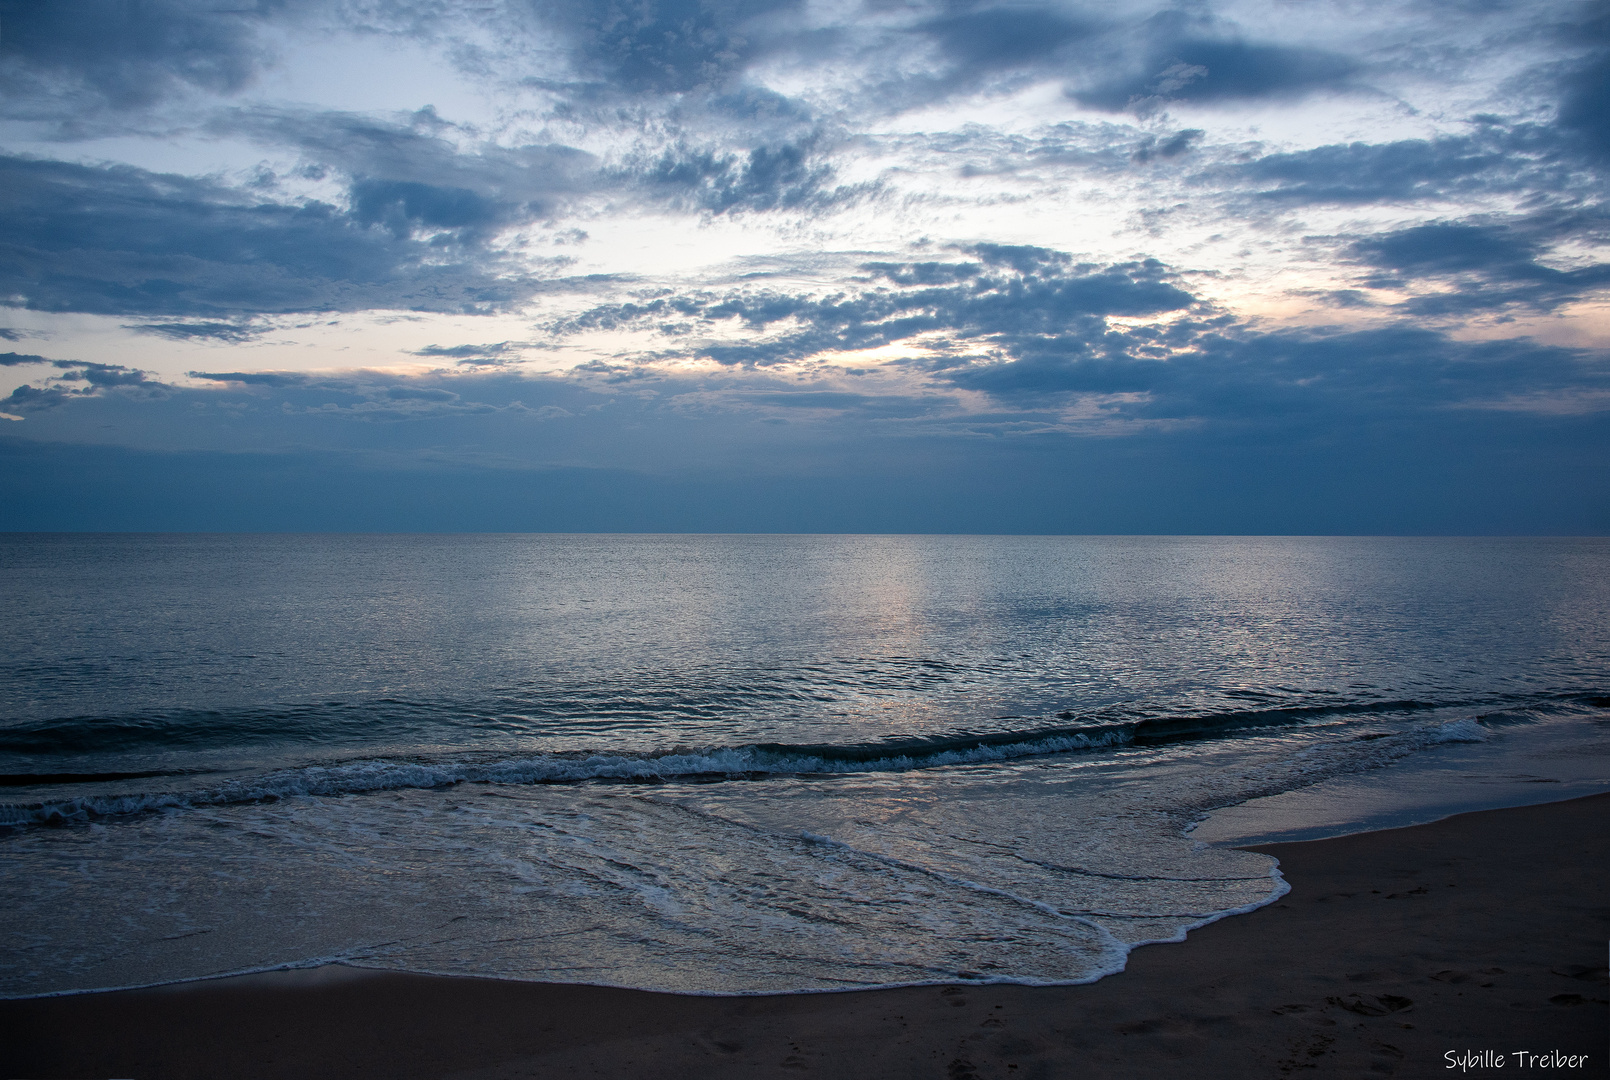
xmin=0 ymin=535 xmax=1607 ymax=995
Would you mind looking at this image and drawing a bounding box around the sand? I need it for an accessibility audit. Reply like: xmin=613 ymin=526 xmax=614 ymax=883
xmin=5 ymin=792 xmax=1607 ymax=1079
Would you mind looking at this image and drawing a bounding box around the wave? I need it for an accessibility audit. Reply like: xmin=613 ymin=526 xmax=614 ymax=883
xmin=0 ymin=692 xmax=1483 ymax=759
xmin=0 ymin=701 xmax=453 ymax=755
xmin=0 ymin=659 xmax=981 ymax=756
xmin=0 ymin=697 xmax=1544 ymax=829
xmin=0 ymin=727 xmax=1126 ymax=827
xmin=0 ymin=769 xmax=195 ymax=788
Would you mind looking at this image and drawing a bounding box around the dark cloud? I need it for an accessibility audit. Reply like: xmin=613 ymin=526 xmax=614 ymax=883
xmin=1347 ymin=221 xmax=1610 ymax=315
xmin=413 ymin=342 xmax=514 ymax=357
xmin=831 ymin=6 xmax=1365 ymax=117
xmin=944 ymin=322 xmax=1610 ymax=426
xmin=621 ymin=135 xmax=866 ymax=214
xmin=705 ymin=84 xmax=818 ymax=125
xmin=0 ymin=0 xmax=816 ymax=125
xmin=546 ymin=243 xmax=1609 ymax=429
xmin=1550 ymin=2 xmax=1610 ymax=159
xmin=350 ymin=179 xmax=500 ymax=238
xmin=1188 ymin=328 xmax=1609 ymax=418
xmin=0 ymin=329 xmax=24 ymax=341
xmin=1232 ymin=134 xmax=1513 ymax=205
xmin=0 ymin=154 xmax=566 ymax=317
xmin=56 ymin=360 xmax=155 ymax=389
xmin=214 ymin=108 xmax=595 ymax=224
xmin=231 ymin=103 xmax=852 ymax=219
xmin=1131 ymin=128 xmax=1203 ymax=163
xmin=858 ymin=261 xmax=981 ymax=287
xmin=0 ymin=94 xmax=849 ymax=329
xmin=128 ymin=321 xmax=266 ymax=342
xmin=558 ymin=245 xmax=1197 ymax=368
xmin=1222 ymin=117 xmax=1610 ymax=208
xmin=3 ymin=358 xmax=157 ymax=412
xmin=2 ymin=384 xmax=77 ymax=412
xmin=1071 ymin=15 xmax=1358 ymax=113
xmin=1557 ymin=56 xmax=1610 ymax=158
xmin=188 ymin=370 xmax=312 ymax=387
xmin=919 ymin=8 xmax=1094 ymax=75
xmin=0 ymin=351 xmax=50 ymax=366
xmin=4 ymin=317 xmax=1605 ymax=534
xmin=410 ymin=341 xmax=531 ymax=366
xmin=1357 ymin=223 xmax=1538 ymax=276
xmin=0 ymin=0 xmax=279 ymax=121
xmin=537 ymin=0 xmax=805 ymax=94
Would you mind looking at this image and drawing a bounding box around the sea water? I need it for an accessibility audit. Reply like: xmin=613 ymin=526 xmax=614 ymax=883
xmin=2 ymin=534 xmax=1607 ymax=997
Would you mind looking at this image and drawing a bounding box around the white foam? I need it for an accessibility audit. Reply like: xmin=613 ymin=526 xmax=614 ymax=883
xmin=1429 ymin=717 xmax=1488 ymax=743
xmin=0 ymin=729 xmax=1133 ymax=827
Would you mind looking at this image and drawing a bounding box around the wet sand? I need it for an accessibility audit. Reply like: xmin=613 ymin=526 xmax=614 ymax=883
xmin=5 ymin=792 xmax=1607 ymax=1078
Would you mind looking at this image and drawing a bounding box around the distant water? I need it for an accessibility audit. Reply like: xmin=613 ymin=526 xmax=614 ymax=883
xmin=2 ymin=534 xmax=1608 ymax=997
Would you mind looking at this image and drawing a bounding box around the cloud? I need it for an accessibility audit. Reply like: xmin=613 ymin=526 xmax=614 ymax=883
xmin=410 ymin=341 xmax=530 ymax=365
xmin=1356 ymin=223 xmax=1541 ymax=276
xmin=1070 ymin=15 xmax=1358 ymax=113
xmin=412 ymin=342 xmax=512 ymax=358
xmin=349 ymin=178 xmax=500 ymax=238
xmin=0 ymin=97 xmax=863 ymax=323
xmin=151 ymin=315 xmax=1603 ymax=445
xmin=816 ymin=5 xmax=1370 ymax=118
xmin=0 ymin=0 xmax=275 ymax=119
xmin=0 ymin=154 xmax=568 ymax=317
xmin=220 ymin=106 xmax=598 ymax=219
xmin=179 ymin=367 xmax=539 ymax=420
xmin=0 ymin=0 xmax=1603 ymax=535
xmin=557 ymin=245 xmax=1198 ymax=368
xmin=1550 ymin=2 xmax=1610 ymax=159
xmin=622 ymin=136 xmax=864 ymax=214
xmin=538 ymin=242 xmax=1608 ymax=432
xmin=58 ymin=360 xmax=155 ymax=389
xmin=1557 ymin=56 xmax=1610 ymax=158
xmin=539 ymin=243 xmax=1609 ymax=433
xmin=5 ymin=317 xmax=1606 ymax=534
xmin=228 ymin=103 xmax=857 ymax=221
xmin=1221 ymin=113 xmax=1610 ymax=211
xmin=1131 ymin=129 xmax=1203 ymax=163
xmin=1347 ymin=220 xmax=1610 ymax=314
xmin=1230 ymin=132 xmax=1515 ymax=205
xmin=2 ymin=357 xmax=158 ymax=412
xmin=919 ymin=7 xmax=1095 ymax=77
xmin=188 ymin=370 xmax=312 ymax=387
xmin=939 ymin=322 xmax=1610 ymax=436
xmin=537 ymin=0 xmax=806 ymax=95
xmin=128 ymin=321 xmax=267 ymax=343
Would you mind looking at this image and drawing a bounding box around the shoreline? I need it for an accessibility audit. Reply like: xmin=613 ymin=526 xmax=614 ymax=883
xmin=6 ymin=792 xmax=1607 ymax=1078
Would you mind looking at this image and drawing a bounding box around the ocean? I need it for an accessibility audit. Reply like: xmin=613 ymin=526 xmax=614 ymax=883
xmin=2 ymin=534 xmax=1607 ymax=998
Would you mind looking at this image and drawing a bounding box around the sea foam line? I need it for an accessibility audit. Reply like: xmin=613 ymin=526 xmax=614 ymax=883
xmin=0 ymin=729 xmax=1131 ymax=827
xmin=0 ymin=708 xmax=1499 ymax=829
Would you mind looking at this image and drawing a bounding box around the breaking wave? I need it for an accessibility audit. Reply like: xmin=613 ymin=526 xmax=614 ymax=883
xmin=0 ymin=697 xmax=1543 ymax=828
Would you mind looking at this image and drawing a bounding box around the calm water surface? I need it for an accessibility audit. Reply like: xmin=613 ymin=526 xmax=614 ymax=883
xmin=2 ymin=535 xmax=1607 ymax=995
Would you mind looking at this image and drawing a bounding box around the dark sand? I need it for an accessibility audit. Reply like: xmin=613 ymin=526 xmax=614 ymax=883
xmin=6 ymin=793 xmax=1607 ymax=1079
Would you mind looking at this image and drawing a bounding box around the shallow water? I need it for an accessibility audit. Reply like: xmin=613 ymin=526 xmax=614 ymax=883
xmin=2 ymin=535 xmax=1607 ymax=996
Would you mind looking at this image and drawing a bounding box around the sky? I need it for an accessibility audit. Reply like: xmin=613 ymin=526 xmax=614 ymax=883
xmin=0 ymin=0 xmax=1606 ymax=532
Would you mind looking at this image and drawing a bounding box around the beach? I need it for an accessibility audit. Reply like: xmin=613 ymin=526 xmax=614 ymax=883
xmin=7 ymin=791 xmax=1606 ymax=1079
